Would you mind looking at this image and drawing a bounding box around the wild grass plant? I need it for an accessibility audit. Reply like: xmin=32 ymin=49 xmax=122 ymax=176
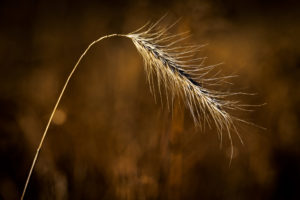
xmin=21 ymin=17 xmax=260 ymax=199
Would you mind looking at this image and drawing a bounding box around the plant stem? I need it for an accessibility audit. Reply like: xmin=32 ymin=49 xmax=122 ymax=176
xmin=21 ymin=33 xmax=124 ymax=200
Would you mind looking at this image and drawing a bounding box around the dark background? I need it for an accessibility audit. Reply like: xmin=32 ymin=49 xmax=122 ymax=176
xmin=0 ymin=0 xmax=299 ymax=199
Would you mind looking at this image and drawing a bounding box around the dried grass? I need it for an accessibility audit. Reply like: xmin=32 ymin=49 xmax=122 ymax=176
xmin=21 ymin=17 xmax=259 ymax=199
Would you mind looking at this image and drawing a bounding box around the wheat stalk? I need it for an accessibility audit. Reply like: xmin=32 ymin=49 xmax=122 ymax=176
xmin=21 ymin=18 xmax=254 ymax=199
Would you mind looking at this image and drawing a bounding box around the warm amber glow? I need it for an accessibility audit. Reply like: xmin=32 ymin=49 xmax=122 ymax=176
xmin=53 ymin=109 xmax=67 ymax=125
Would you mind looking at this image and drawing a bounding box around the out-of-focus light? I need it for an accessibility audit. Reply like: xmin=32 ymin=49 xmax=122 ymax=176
xmin=53 ymin=109 xmax=67 ymax=125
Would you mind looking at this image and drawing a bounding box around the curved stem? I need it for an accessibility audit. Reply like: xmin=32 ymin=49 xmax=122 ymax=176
xmin=21 ymin=33 xmax=126 ymax=200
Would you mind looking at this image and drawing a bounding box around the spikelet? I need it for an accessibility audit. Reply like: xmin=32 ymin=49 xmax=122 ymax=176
xmin=126 ymin=19 xmax=251 ymax=160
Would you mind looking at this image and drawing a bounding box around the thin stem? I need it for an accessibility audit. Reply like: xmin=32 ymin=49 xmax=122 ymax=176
xmin=21 ymin=33 xmax=125 ymax=200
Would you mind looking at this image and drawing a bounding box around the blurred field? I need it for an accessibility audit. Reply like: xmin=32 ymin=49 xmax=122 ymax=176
xmin=0 ymin=0 xmax=299 ymax=199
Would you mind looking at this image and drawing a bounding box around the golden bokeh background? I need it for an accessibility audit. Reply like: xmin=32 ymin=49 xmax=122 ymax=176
xmin=0 ymin=0 xmax=299 ymax=199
